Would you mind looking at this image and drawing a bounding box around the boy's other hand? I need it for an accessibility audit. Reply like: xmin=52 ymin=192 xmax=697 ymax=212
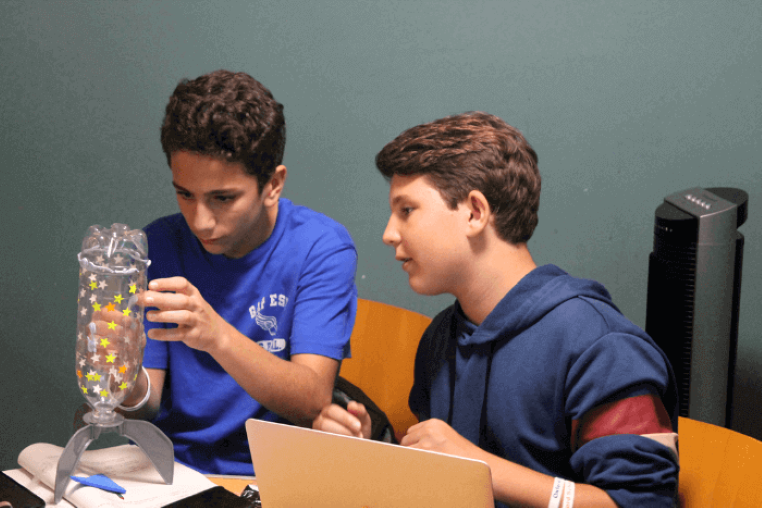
xmin=401 ymin=419 xmax=481 ymax=460
xmin=312 ymin=402 xmax=372 ymax=439
xmin=140 ymin=277 xmax=228 ymax=353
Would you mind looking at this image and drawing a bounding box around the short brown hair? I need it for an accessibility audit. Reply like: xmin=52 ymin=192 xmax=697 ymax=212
xmin=160 ymin=70 xmax=285 ymax=191
xmin=375 ymin=111 xmax=540 ymax=244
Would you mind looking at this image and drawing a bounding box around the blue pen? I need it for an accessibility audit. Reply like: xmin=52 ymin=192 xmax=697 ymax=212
xmin=71 ymin=474 xmax=127 ymax=497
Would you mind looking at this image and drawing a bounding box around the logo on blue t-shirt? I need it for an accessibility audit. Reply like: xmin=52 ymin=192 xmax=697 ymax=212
xmin=251 ymin=306 xmax=278 ymax=335
xmin=249 ymin=293 xmax=290 ymax=337
xmin=258 ymin=338 xmax=287 ymax=352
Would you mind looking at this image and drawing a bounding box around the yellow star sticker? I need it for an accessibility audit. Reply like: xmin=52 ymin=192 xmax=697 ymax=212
xmin=119 ymin=365 xmax=127 ymax=374
xmin=100 ymin=389 xmax=109 ymax=397
xmin=114 ymin=294 xmax=124 ymax=304
xmin=100 ymin=338 xmax=110 ymax=348
xmin=122 ymin=309 xmax=131 ymax=317
xmin=86 ymin=372 xmax=95 ymax=381
xmin=92 ymin=302 xmax=101 ymax=312
xmin=106 ymin=353 xmax=116 ymax=363
xmin=105 ymin=302 xmax=116 ymax=312
xmin=81 ymin=385 xmax=88 ymax=394
xmin=89 ymin=281 xmax=98 ymax=290
xmin=93 ymin=373 xmax=102 ymax=382
xmin=107 ymin=321 xmax=117 ymax=330
xmin=119 ymin=382 xmax=128 ymax=390
xmin=129 ymin=284 xmax=137 ymax=294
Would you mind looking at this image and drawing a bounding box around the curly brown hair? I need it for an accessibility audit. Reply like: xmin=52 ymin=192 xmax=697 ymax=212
xmin=160 ymin=70 xmax=285 ymax=191
xmin=375 ymin=111 xmax=540 ymax=244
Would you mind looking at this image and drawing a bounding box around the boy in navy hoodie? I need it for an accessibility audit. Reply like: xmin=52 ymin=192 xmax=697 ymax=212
xmin=313 ymin=112 xmax=679 ymax=507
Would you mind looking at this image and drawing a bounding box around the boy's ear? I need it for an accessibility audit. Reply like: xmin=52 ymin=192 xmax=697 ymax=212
xmin=263 ymin=165 xmax=287 ymax=205
xmin=464 ymin=190 xmax=492 ymax=237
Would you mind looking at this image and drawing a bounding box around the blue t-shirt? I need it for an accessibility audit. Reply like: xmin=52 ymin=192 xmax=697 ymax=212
xmin=142 ymin=198 xmax=358 ymax=475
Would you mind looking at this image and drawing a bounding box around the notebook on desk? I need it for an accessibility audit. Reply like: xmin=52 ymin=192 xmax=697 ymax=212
xmin=245 ymin=419 xmax=494 ymax=508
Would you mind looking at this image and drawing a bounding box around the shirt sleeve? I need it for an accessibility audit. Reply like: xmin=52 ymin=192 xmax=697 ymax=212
xmin=565 ymin=332 xmax=679 ymax=507
xmin=288 ymin=228 xmax=358 ymax=360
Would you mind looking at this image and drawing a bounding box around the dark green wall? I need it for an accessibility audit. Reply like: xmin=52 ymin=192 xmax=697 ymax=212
xmin=2 ymin=0 xmax=761 ymax=469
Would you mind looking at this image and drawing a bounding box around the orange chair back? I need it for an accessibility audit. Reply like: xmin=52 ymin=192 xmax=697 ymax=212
xmin=340 ymin=299 xmax=432 ymax=441
xmin=678 ymin=416 xmax=762 ymax=507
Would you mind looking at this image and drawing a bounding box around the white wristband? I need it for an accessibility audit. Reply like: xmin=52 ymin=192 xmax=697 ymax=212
xmin=119 ymin=366 xmax=151 ymax=411
xmin=562 ymin=480 xmax=575 ymax=508
xmin=548 ymin=477 xmax=564 ymax=508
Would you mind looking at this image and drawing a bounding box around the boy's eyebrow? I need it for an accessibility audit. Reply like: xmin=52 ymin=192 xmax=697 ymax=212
xmin=389 ymin=194 xmax=410 ymax=206
xmin=171 ymin=181 xmax=238 ymax=195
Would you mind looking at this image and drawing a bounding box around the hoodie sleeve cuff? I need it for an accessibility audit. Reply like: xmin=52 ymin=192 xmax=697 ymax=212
xmin=571 ymin=433 xmax=678 ymax=508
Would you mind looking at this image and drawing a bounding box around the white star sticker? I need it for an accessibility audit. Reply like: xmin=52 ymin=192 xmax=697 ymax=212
xmin=80 ymin=288 xmax=86 ymax=297
xmin=114 ymin=373 xmax=123 ymax=383
xmin=89 ymin=294 xmax=97 ymax=303
xmin=98 ymin=280 xmax=108 ymax=290
xmin=80 ymin=307 xmax=87 ymax=316
xmin=91 ymin=353 xmax=100 ymax=363
xmin=96 ymin=255 xmax=104 ymax=263
xmin=79 ymin=357 xmax=86 ymax=367
xmin=114 ymin=254 xmax=124 ymax=264
xmin=89 ymin=273 xmax=97 ymax=282
xmin=92 ymin=384 xmax=102 ymax=393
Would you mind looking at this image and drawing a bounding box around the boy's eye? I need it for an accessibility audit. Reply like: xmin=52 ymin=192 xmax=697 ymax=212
xmin=215 ymin=195 xmax=235 ymax=203
xmin=401 ymin=207 xmax=414 ymax=216
xmin=176 ymin=191 xmax=192 ymax=200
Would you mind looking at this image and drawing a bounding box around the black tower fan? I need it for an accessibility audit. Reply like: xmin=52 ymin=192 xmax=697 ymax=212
xmin=646 ymin=187 xmax=748 ymax=427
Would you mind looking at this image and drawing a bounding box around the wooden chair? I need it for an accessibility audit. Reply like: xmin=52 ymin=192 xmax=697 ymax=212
xmin=339 ymin=298 xmax=432 ymax=441
xmin=678 ymin=416 xmax=762 ymax=507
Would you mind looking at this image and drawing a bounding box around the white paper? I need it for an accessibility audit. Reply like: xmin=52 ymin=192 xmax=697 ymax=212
xmin=8 ymin=443 xmax=214 ymax=508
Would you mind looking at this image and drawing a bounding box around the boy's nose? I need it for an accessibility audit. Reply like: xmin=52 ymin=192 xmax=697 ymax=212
xmin=382 ymin=215 xmax=399 ymax=246
xmin=192 ymin=203 xmax=215 ymax=234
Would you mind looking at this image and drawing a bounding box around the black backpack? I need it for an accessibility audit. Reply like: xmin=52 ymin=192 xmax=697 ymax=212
xmin=332 ymin=376 xmax=398 ymax=443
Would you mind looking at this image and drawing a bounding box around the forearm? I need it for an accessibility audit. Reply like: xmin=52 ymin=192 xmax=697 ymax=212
xmin=471 ymin=448 xmax=616 ymax=508
xmin=116 ymin=367 xmax=164 ymax=421
xmin=207 ymin=320 xmax=335 ymax=427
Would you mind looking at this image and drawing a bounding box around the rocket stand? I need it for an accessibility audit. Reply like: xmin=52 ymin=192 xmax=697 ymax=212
xmin=53 ymin=409 xmax=174 ymax=504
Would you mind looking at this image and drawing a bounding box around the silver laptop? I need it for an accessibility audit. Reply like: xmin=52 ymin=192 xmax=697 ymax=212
xmin=245 ymin=419 xmax=494 ymax=508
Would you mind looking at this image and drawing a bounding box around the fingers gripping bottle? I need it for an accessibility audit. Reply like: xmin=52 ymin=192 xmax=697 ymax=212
xmin=76 ymin=224 xmax=150 ymax=417
xmin=55 ymin=224 xmax=174 ymax=504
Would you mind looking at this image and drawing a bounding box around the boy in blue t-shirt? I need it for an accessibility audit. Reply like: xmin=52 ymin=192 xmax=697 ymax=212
xmin=112 ymin=70 xmax=358 ymax=475
xmin=313 ymin=112 xmax=678 ymax=507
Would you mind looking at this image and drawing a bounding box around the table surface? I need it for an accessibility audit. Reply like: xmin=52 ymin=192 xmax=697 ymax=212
xmin=207 ymin=476 xmax=256 ymax=496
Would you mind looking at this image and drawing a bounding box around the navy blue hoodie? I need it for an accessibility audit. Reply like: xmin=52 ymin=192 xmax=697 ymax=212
xmin=410 ymin=264 xmax=679 ymax=507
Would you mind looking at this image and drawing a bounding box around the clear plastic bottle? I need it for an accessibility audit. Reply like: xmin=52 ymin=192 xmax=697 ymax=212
xmin=75 ymin=224 xmax=150 ymax=422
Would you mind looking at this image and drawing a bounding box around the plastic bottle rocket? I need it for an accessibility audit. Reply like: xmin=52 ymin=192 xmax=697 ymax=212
xmin=55 ymin=224 xmax=173 ymax=503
